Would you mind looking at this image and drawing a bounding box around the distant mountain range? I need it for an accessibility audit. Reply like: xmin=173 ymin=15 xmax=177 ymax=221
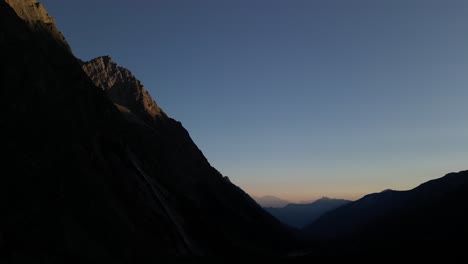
xmin=265 ymin=197 xmax=351 ymax=228
xmin=303 ymin=170 xmax=468 ymax=255
xmin=253 ymin=195 xmax=291 ymax=208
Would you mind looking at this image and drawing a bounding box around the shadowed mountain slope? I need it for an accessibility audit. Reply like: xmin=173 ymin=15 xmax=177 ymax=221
xmin=304 ymin=170 xmax=468 ymax=255
xmin=1 ymin=0 xmax=297 ymax=261
xmin=80 ymin=55 xmax=299 ymax=256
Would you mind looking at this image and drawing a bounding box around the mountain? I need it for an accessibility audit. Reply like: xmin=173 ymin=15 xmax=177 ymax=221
xmin=1 ymin=0 xmax=298 ymax=260
xmin=253 ymin=195 xmax=291 ymax=208
xmin=265 ymin=197 xmax=351 ymax=228
xmin=303 ymin=170 xmax=468 ymax=255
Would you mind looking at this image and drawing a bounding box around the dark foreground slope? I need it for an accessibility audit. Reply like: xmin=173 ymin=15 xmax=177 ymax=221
xmin=0 ymin=0 xmax=296 ymax=261
xmin=304 ymin=170 xmax=468 ymax=255
xmin=79 ymin=56 xmax=298 ymax=255
xmin=265 ymin=198 xmax=350 ymax=228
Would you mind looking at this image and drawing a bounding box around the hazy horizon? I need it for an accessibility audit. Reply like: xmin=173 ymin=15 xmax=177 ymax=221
xmin=42 ymin=0 xmax=468 ymax=202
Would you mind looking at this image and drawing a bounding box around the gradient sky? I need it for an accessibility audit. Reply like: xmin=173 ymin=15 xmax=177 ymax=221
xmin=42 ymin=0 xmax=468 ymax=202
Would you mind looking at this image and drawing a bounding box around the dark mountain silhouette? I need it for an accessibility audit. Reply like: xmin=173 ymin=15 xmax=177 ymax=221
xmin=265 ymin=197 xmax=350 ymax=228
xmin=1 ymin=0 xmax=298 ymax=261
xmin=303 ymin=170 xmax=468 ymax=255
xmin=253 ymin=195 xmax=291 ymax=208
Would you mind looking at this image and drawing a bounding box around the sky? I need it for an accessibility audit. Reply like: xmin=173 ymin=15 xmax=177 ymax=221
xmin=42 ymin=0 xmax=468 ymax=202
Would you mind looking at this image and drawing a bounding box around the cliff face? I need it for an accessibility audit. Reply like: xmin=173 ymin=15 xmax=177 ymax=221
xmin=1 ymin=0 xmax=297 ymax=261
xmin=5 ymin=0 xmax=70 ymax=51
xmin=5 ymin=0 xmax=54 ymax=23
xmin=82 ymin=56 xmax=166 ymax=123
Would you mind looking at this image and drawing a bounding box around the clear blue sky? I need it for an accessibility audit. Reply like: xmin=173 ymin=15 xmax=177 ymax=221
xmin=42 ymin=0 xmax=468 ymax=202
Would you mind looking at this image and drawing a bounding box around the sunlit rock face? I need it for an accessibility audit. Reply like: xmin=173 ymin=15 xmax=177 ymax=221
xmin=82 ymin=56 xmax=166 ymax=123
xmin=5 ymin=0 xmax=70 ymax=50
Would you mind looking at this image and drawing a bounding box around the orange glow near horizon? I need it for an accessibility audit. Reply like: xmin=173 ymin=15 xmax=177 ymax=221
xmin=229 ymin=164 xmax=468 ymax=204
xmin=245 ymin=189 xmax=364 ymax=203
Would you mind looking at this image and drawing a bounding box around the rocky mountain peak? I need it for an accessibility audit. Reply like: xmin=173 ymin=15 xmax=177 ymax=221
xmin=5 ymin=0 xmax=70 ymax=51
xmin=82 ymin=56 xmax=167 ymax=124
xmin=5 ymin=0 xmax=53 ymax=23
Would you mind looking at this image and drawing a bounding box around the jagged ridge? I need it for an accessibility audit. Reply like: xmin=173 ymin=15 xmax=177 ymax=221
xmin=82 ymin=56 xmax=166 ymax=123
xmin=5 ymin=0 xmax=70 ymax=51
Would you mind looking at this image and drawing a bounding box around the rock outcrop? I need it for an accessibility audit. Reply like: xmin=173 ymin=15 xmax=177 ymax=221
xmin=82 ymin=56 xmax=166 ymax=123
xmin=5 ymin=0 xmax=70 ymax=51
